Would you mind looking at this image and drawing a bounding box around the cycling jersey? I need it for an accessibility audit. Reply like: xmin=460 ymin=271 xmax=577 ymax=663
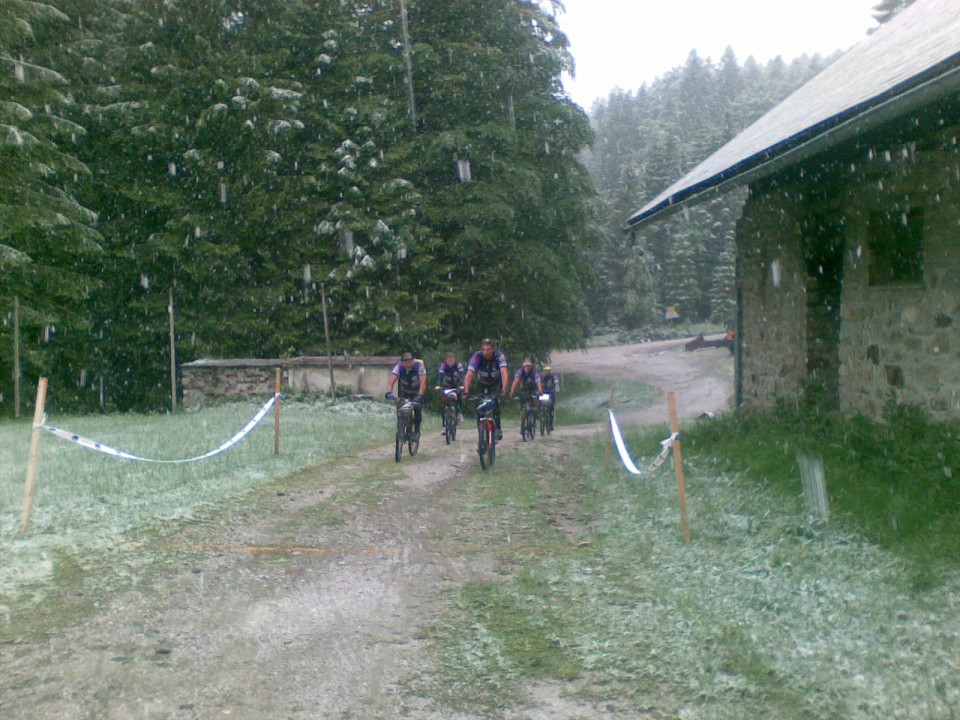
xmin=391 ymin=359 xmax=426 ymax=397
xmin=514 ymin=366 xmax=541 ymax=395
xmin=438 ymin=361 xmax=465 ymax=389
xmin=541 ymin=374 xmax=557 ymax=393
xmin=467 ymin=349 xmax=508 ymax=391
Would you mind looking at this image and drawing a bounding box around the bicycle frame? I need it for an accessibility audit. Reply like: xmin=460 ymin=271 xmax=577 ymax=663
xmin=475 ymin=395 xmax=497 ymax=470
xmin=394 ymin=399 xmax=418 ymax=462
xmin=519 ymin=391 xmax=538 ymax=441
xmin=441 ymin=388 xmax=459 ymax=444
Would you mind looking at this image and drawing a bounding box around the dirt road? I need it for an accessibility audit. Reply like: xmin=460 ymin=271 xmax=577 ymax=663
xmin=1 ymin=339 xmax=733 ymax=720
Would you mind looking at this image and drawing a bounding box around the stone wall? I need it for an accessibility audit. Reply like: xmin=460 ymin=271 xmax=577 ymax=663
xmin=181 ymin=356 xmax=397 ymax=406
xmin=736 ymin=115 xmax=960 ymax=422
xmin=837 ymin=128 xmax=960 ymax=420
xmin=736 ymin=189 xmax=809 ymax=409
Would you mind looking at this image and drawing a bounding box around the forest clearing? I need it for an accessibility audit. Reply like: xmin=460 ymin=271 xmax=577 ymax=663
xmin=3 ymin=339 xmax=958 ymax=720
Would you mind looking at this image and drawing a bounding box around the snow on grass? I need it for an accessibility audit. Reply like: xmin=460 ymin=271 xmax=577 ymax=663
xmin=576 ymin=438 xmax=960 ymax=719
xmin=0 ymin=399 xmax=393 ymax=602
xmin=555 ymin=376 xmax=657 ymax=425
xmin=421 ymin=431 xmax=960 ymax=719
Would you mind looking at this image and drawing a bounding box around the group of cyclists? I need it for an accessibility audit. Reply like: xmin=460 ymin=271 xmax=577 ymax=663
xmin=384 ymin=338 xmax=558 ymax=444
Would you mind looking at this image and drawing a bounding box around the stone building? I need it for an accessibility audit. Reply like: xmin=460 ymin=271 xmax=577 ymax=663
xmin=626 ymin=0 xmax=960 ymax=421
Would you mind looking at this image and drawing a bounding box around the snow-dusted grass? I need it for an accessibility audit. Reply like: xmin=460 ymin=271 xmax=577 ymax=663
xmin=0 ymin=398 xmax=393 ymax=602
xmin=421 ymin=426 xmax=960 ymax=719
xmin=556 ymin=375 xmax=657 ymax=425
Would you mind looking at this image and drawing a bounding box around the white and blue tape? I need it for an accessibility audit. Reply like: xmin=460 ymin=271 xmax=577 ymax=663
xmin=609 ymin=409 xmax=677 ymax=476
xmin=37 ymin=395 xmax=277 ymax=464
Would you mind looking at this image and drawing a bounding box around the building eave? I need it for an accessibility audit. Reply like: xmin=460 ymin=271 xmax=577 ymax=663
xmin=625 ymin=56 xmax=960 ymax=232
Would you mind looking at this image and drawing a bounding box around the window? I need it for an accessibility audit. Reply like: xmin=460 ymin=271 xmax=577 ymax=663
xmin=867 ymin=208 xmax=924 ymax=286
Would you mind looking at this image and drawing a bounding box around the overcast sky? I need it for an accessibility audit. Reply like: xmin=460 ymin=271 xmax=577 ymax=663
xmin=556 ymin=0 xmax=881 ymax=109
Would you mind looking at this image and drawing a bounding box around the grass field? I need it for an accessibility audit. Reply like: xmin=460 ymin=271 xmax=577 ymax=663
xmin=0 ymin=398 xmax=393 ymax=607
xmin=417 ymin=414 xmax=960 ymax=719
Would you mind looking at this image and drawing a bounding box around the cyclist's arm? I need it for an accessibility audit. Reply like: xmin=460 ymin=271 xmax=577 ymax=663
xmin=417 ymin=372 xmax=427 ymax=396
xmin=463 ymin=369 xmax=475 ymax=395
xmin=509 ymin=377 xmax=520 ymax=397
xmin=499 ymin=366 xmax=510 ymax=393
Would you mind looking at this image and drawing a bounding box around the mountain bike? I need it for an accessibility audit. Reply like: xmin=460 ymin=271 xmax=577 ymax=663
xmin=519 ymin=391 xmax=538 ymax=442
xmin=394 ymin=399 xmax=419 ymax=462
xmin=539 ymin=392 xmax=554 ymax=436
xmin=437 ymin=386 xmax=460 ymax=444
xmin=475 ymin=395 xmax=497 ymax=470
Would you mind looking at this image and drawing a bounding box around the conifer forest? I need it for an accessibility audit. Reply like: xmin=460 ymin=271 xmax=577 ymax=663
xmin=1 ymin=0 xmax=860 ymax=411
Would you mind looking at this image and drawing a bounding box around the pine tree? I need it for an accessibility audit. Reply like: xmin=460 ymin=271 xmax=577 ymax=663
xmin=872 ymin=0 xmax=916 ymax=25
xmin=0 ymin=0 xmax=101 ymax=410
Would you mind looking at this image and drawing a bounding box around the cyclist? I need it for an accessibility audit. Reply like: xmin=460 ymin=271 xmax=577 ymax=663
xmin=385 ymin=351 xmax=427 ymax=441
xmin=508 ymin=358 xmax=542 ymax=439
xmin=540 ymin=365 xmax=557 ymax=431
xmin=463 ymin=338 xmax=509 ymax=440
xmin=436 ymin=351 xmax=466 ymax=422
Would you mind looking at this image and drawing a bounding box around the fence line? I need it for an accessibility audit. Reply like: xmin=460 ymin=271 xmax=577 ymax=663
xmin=608 ymin=409 xmax=677 ymax=476
xmin=36 ymin=394 xmax=277 ymax=464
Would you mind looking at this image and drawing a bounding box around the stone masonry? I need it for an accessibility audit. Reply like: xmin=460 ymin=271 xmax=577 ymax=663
xmin=736 ymin=116 xmax=960 ymax=422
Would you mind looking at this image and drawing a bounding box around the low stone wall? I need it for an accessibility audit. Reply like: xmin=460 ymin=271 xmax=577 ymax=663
xmin=181 ymin=356 xmax=397 ymax=406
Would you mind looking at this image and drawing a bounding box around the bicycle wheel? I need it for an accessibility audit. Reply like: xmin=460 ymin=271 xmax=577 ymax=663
xmin=525 ymin=406 xmax=536 ymax=442
xmin=394 ymin=419 xmax=403 ymax=463
xmin=547 ymin=405 xmax=554 ymax=434
xmin=521 ymin=408 xmax=528 ymax=441
xmin=486 ymin=426 xmax=496 ymax=468
xmin=478 ymin=425 xmax=488 ymax=471
xmin=444 ymin=406 xmax=454 ymax=445
xmin=539 ymin=408 xmax=546 ymax=436
xmin=408 ymin=419 xmax=419 ymax=456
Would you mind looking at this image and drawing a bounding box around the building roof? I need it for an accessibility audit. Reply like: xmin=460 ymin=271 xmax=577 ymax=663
xmin=626 ymin=0 xmax=960 ymax=229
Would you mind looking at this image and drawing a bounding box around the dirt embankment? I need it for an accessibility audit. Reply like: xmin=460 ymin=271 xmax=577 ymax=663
xmin=0 ymin=339 xmax=734 ymax=720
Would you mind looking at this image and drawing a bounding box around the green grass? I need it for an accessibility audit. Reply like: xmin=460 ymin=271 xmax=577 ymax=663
xmin=554 ymin=374 xmax=658 ymax=425
xmin=417 ymin=415 xmax=960 ymax=719
xmin=0 ymin=398 xmax=394 ymax=613
xmin=417 ymin=448 xmax=589 ymax=711
xmin=683 ymin=402 xmax=960 ymax=575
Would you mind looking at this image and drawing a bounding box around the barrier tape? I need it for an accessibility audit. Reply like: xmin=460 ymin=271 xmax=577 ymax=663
xmin=36 ymin=394 xmax=277 ymax=464
xmin=609 ymin=409 xmax=678 ymax=476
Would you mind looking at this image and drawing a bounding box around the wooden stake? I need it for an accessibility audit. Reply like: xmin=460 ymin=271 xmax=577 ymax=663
xmin=21 ymin=376 xmax=48 ymax=533
xmin=605 ymin=385 xmax=615 ymax=470
xmin=13 ymin=296 xmax=21 ymax=419
xmin=667 ymin=391 xmax=691 ymax=542
xmin=168 ymin=287 xmax=177 ymax=413
xmin=274 ymin=367 xmax=281 ymax=455
xmin=320 ymin=283 xmax=335 ymax=402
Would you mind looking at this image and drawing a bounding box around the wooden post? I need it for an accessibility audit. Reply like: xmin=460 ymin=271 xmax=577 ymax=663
xmin=667 ymin=391 xmax=691 ymax=542
xmin=20 ymin=376 xmax=49 ymax=533
xmin=320 ymin=283 xmax=336 ymax=402
xmin=168 ymin=287 xmax=177 ymax=412
xmin=13 ymin=296 xmax=21 ymax=419
xmin=605 ymin=385 xmax=615 ymax=470
xmin=274 ymin=367 xmax=281 ymax=455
